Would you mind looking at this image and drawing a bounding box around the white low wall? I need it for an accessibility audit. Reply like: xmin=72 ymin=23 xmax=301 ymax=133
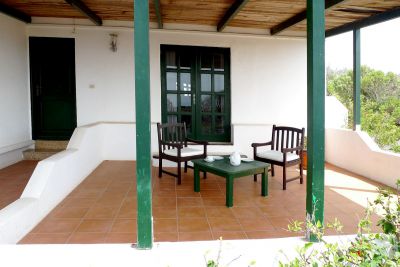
xmin=0 ymin=124 xmax=105 ymax=243
xmin=0 ymin=122 xmax=282 ymax=243
xmin=5 ymin=123 xmax=399 ymax=243
xmin=326 ymin=128 xmax=400 ymax=188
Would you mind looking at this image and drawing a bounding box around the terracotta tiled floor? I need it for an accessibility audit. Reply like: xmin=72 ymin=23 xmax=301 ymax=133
xmin=19 ymin=161 xmax=383 ymax=244
xmin=0 ymin=160 xmax=38 ymax=209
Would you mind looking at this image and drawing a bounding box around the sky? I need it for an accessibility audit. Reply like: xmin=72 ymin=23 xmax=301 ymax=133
xmin=325 ymin=17 xmax=400 ymax=74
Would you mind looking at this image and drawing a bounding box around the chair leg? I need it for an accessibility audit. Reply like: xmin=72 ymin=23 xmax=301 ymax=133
xmin=177 ymin=162 xmax=182 ymax=185
xmin=184 ymin=161 xmax=188 ymax=173
xmin=254 ymin=174 xmax=257 ymax=182
xmin=300 ymin=163 xmax=304 ymax=184
xmin=271 ymin=165 xmax=275 ymax=177
xmin=158 ymin=157 xmax=162 ymax=178
xmin=203 ymin=171 xmax=207 ymax=179
xmin=283 ymin=165 xmax=287 ymax=190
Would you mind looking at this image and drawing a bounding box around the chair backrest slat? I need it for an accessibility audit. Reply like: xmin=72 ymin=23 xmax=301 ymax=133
xmin=271 ymin=125 xmax=305 ymax=153
xmin=157 ymin=122 xmax=187 ymax=152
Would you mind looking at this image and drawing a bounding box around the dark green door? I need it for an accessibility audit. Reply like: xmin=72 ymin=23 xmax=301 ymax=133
xmin=29 ymin=37 xmax=77 ymax=140
xmin=161 ymin=45 xmax=231 ymax=142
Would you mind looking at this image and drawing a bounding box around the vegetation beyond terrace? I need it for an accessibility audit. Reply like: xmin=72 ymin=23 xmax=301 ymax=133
xmin=327 ymin=66 xmax=400 ymax=153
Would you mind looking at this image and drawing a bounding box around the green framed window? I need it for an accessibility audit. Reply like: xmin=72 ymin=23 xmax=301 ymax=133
xmin=161 ymin=45 xmax=231 ymax=142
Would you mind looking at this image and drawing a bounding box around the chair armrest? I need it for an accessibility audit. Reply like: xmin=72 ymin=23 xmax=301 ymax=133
xmin=186 ymin=138 xmax=208 ymax=146
xmin=161 ymin=141 xmax=183 ymax=149
xmin=186 ymin=138 xmax=207 ymax=156
xmin=281 ymin=146 xmax=303 ymax=153
xmin=251 ymin=141 xmax=272 ymax=148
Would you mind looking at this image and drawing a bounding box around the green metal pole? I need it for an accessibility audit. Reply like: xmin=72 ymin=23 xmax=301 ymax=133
xmin=353 ymin=29 xmax=361 ymax=130
xmin=134 ymin=0 xmax=153 ymax=249
xmin=306 ymin=0 xmax=325 ymax=242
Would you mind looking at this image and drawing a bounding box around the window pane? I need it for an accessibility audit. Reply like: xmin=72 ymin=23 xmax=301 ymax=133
xmin=201 ymin=95 xmax=212 ymax=112
xmin=180 ymin=55 xmax=191 ymax=70
xmin=180 ymin=94 xmax=191 ymax=112
xmin=215 ymin=95 xmax=224 ymax=113
xmin=214 ymin=74 xmax=224 ymax=92
xmin=201 ymin=115 xmax=212 ymax=134
xmin=201 ymin=54 xmax=212 ymax=70
xmin=167 ymin=94 xmax=177 ymax=112
xmin=180 ymin=73 xmax=191 ymax=92
xmin=201 ymin=74 xmax=211 ymax=92
xmin=214 ymin=54 xmax=224 ymax=71
xmin=167 ymin=72 xmax=177 ymax=91
xmin=181 ymin=115 xmax=192 ymax=134
xmin=168 ymin=115 xmax=177 ymax=124
xmin=215 ymin=116 xmax=225 ymax=134
xmin=166 ymin=51 xmax=177 ymax=69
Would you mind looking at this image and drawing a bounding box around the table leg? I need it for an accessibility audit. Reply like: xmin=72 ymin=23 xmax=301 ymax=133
xmin=194 ymin=165 xmax=200 ymax=192
xmin=262 ymin=168 xmax=268 ymax=197
xmin=226 ymin=176 xmax=233 ymax=207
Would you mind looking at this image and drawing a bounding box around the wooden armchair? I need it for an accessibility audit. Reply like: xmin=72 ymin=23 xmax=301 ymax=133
xmin=157 ymin=122 xmax=208 ymax=185
xmin=252 ymin=125 xmax=305 ymax=190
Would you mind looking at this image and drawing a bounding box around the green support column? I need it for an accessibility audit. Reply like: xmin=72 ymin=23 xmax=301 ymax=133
xmin=353 ymin=29 xmax=361 ymax=130
xmin=306 ymin=0 xmax=325 ymax=242
xmin=134 ymin=0 xmax=153 ymax=249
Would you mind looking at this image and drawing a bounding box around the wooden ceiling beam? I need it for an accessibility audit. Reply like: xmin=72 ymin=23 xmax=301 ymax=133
xmin=217 ymin=0 xmax=250 ymax=32
xmin=326 ymin=7 xmax=400 ymax=37
xmin=271 ymin=0 xmax=345 ymax=35
xmin=0 ymin=2 xmax=31 ymax=23
xmin=154 ymin=0 xmax=163 ymax=29
xmin=65 ymin=0 xmax=102 ymax=26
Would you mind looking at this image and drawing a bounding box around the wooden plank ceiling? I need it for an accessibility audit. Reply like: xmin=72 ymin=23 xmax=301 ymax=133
xmin=1 ymin=0 xmax=400 ymax=36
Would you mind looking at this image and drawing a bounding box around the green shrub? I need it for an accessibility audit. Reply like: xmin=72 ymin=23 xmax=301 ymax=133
xmin=280 ymin=180 xmax=400 ymax=266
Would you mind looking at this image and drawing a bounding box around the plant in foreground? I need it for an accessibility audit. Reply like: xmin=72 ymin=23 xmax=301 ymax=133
xmin=280 ymin=179 xmax=400 ymax=266
xmin=204 ymin=237 xmax=255 ymax=267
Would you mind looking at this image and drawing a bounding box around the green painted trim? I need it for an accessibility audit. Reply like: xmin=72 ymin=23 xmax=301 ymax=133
xmin=160 ymin=45 xmax=231 ymax=142
xmin=217 ymin=0 xmax=250 ymax=32
xmin=353 ymin=29 xmax=361 ymax=129
xmin=134 ymin=0 xmax=153 ymax=249
xmin=306 ymin=0 xmax=325 ymax=243
xmin=153 ymin=0 xmax=163 ymax=29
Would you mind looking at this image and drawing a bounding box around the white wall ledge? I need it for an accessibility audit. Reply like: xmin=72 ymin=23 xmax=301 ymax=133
xmin=0 ymin=140 xmax=34 ymax=155
xmin=326 ymin=128 xmax=400 ymax=188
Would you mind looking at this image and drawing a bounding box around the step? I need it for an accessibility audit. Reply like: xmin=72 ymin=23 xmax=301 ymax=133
xmin=22 ymin=149 xmax=63 ymax=161
xmin=34 ymin=140 xmax=69 ymax=150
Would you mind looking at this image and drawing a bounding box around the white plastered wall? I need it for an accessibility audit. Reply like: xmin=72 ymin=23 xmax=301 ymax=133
xmin=326 ymin=128 xmax=400 ymax=188
xmin=0 ymin=14 xmax=33 ymax=168
xmin=27 ymin=25 xmax=307 ymax=129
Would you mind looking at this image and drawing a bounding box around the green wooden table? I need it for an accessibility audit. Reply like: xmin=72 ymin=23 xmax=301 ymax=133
xmin=192 ymin=158 xmax=269 ymax=207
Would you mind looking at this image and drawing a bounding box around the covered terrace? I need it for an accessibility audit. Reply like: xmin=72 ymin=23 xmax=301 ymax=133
xmin=0 ymin=0 xmax=399 ymax=252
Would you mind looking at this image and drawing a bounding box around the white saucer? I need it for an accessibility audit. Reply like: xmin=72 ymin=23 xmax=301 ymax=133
xmin=241 ymin=158 xmax=254 ymax=162
xmin=213 ymin=156 xmax=224 ymax=160
xmin=204 ymin=157 xmax=215 ymax=163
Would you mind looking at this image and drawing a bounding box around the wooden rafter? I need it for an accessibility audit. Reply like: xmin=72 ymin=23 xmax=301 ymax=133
xmin=154 ymin=0 xmax=163 ymax=29
xmin=0 ymin=2 xmax=31 ymax=23
xmin=64 ymin=0 xmax=102 ymax=26
xmin=271 ymin=0 xmax=345 ymax=35
xmin=217 ymin=0 xmax=250 ymax=32
xmin=326 ymin=6 xmax=400 ymax=37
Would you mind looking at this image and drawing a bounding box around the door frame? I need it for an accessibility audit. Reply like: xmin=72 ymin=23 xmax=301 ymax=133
xmin=160 ymin=44 xmax=231 ymax=143
xmin=29 ymin=37 xmax=77 ymax=140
